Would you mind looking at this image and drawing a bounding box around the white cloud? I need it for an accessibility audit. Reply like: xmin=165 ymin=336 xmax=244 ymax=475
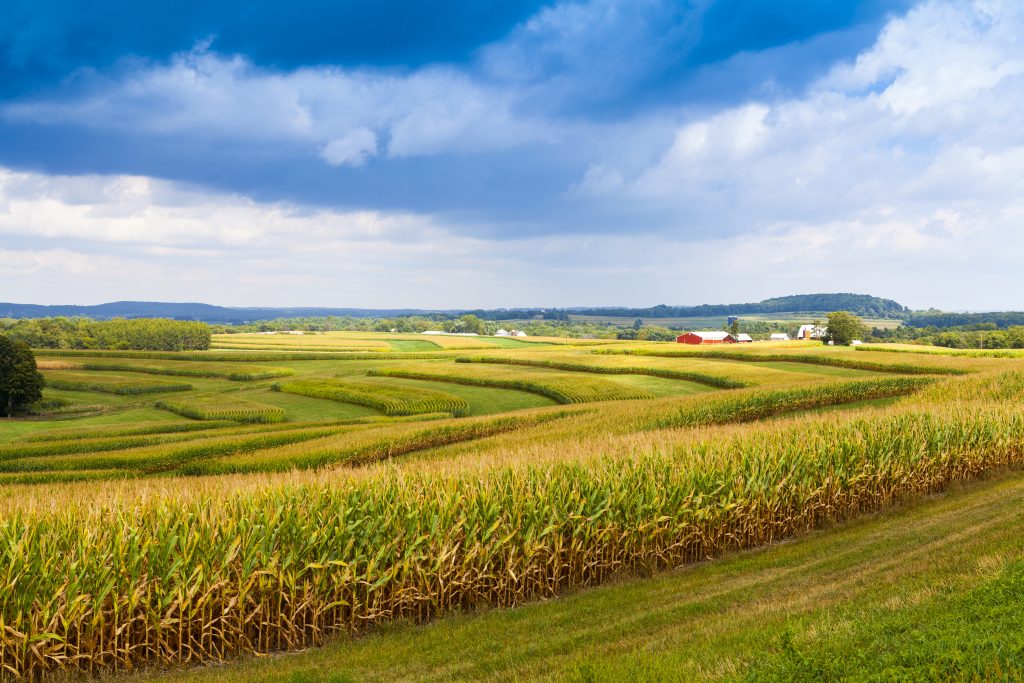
xmin=566 ymin=0 xmax=1024 ymax=300
xmin=2 ymin=47 xmax=556 ymax=164
xmin=320 ymin=128 xmax=378 ymax=166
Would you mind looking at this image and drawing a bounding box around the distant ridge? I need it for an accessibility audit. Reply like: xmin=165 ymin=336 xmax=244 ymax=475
xmin=0 ymin=294 xmax=907 ymax=323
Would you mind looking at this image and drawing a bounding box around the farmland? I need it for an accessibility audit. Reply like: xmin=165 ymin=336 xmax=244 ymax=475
xmin=1 ymin=335 xmax=1023 ymax=680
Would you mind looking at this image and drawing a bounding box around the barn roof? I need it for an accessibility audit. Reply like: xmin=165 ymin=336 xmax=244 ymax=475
xmin=686 ymin=331 xmax=733 ymax=340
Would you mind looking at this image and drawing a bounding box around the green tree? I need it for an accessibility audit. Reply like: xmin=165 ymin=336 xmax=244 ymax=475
xmin=632 ymin=318 xmax=643 ymax=331
xmin=446 ymin=314 xmax=486 ymax=335
xmin=824 ymin=311 xmax=867 ymax=346
xmin=0 ymin=337 xmax=44 ymax=417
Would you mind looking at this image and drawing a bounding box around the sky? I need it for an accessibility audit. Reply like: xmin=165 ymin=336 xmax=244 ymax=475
xmin=2 ymin=0 xmax=1022 ymax=310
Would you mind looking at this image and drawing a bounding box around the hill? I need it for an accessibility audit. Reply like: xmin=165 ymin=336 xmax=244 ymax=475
xmin=0 ymin=293 xmax=907 ymax=324
xmin=544 ymin=293 xmax=908 ymax=320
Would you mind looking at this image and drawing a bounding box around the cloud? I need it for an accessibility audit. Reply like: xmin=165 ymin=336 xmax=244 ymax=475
xmin=2 ymin=47 xmax=557 ymax=165
xmin=3 ymin=1 xmax=1024 ymax=311
xmin=320 ymin=129 xmax=378 ymax=166
xmin=572 ymin=1 xmax=1024 ymax=237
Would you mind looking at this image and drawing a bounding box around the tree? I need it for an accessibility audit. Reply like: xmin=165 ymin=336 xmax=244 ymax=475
xmin=824 ymin=311 xmax=867 ymax=346
xmin=445 ymin=314 xmax=486 ymax=335
xmin=632 ymin=318 xmax=643 ymax=331
xmin=0 ymin=337 xmax=44 ymax=417
xmin=729 ymin=319 xmax=740 ymax=337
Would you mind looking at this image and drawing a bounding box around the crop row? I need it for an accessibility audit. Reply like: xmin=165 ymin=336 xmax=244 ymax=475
xmin=1 ymin=419 xmax=364 ymax=460
xmin=369 ymin=366 xmax=653 ymax=404
xmin=76 ymin=362 xmax=294 ymax=381
xmin=33 ymin=349 xmax=450 ymax=362
xmin=43 ymin=377 xmax=193 ymax=395
xmin=16 ymin=420 xmax=238 ymax=443
xmin=155 ymin=398 xmax=287 ymax=424
xmin=650 ymin=377 xmax=932 ymax=429
xmin=3 ymin=392 xmax=1023 ymax=677
xmin=211 ymin=344 xmax=390 ymax=352
xmin=0 ymin=424 xmax=353 ymax=475
xmin=594 ymin=348 xmax=969 ymax=375
xmin=856 ymin=345 xmax=1024 ymax=359
xmin=185 ymin=410 xmax=575 ymax=475
xmin=274 ymin=379 xmax=470 ymax=417
xmin=455 ymin=355 xmax=746 ymax=389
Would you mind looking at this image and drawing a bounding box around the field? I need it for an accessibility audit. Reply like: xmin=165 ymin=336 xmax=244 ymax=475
xmin=1 ymin=338 xmax=1023 ymax=679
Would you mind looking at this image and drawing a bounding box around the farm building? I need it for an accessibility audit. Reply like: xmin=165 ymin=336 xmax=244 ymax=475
xmin=494 ymin=329 xmax=510 ymax=336
xmin=736 ymin=333 xmax=754 ymax=343
xmin=796 ymin=324 xmax=826 ymax=340
xmin=676 ymin=331 xmax=736 ymax=345
xmin=769 ymin=333 xmax=790 ymax=341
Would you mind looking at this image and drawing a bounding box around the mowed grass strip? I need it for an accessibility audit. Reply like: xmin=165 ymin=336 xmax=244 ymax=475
xmin=155 ymin=396 xmax=287 ymax=423
xmin=369 ymin=365 xmax=654 ymax=404
xmin=274 ymin=379 xmax=470 ymax=417
xmin=42 ymin=370 xmax=193 ymax=395
xmin=595 ymin=347 xmax=970 ymax=375
xmin=455 ymin=355 xmax=746 ymax=389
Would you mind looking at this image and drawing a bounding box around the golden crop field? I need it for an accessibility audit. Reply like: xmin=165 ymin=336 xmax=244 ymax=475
xmin=2 ymin=340 xmax=1023 ymax=679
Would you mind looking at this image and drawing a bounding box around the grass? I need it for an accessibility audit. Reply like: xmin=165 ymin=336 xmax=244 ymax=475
xmin=369 ymin=365 xmax=655 ymax=403
xmin=365 ymin=375 xmax=559 ymax=415
xmin=245 ymin=389 xmax=381 ymax=421
xmin=42 ymin=370 xmax=193 ymax=395
xmin=141 ymin=471 xmax=1024 ymax=683
xmin=274 ymin=378 xmax=471 ymax=417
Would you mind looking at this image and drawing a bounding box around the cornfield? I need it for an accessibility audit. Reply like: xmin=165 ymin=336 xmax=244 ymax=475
xmin=2 ymin=342 xmax=1022 ymax=679
xmin=595 ymin=348 xmax=970 ymax=375
xmin=2 ymin=399 xmax=1024 ymax=678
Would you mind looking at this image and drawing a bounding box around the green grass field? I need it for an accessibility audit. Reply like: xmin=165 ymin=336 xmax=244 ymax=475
xmin=0 ymin=338 xmax=1022 ymax=680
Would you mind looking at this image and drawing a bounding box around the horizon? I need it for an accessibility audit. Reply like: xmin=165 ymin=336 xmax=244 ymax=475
xmin=4 ymin=1 xmax=1023 ymax=310
xmin=0 ymin=293 xmax=996 ymax=316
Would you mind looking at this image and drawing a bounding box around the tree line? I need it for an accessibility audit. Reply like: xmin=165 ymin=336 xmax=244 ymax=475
xmin=0 ymin=318 xmax=211 ymax=351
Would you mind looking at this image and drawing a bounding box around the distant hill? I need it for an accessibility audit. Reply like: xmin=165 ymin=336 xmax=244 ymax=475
xmin=903 ymin=311 xmax=1024 ymax=329
xmin=0 ymin=301 xmax=435 ymax=323
xmin=537 ymin=293 xmax=909 ymax=320
xmin=0 ymin=293 xmax=908 ymax=324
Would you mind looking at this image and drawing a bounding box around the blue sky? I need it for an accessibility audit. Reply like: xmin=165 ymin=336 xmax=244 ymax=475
xmin=2 ymin=0 xmax=1021 ymax=310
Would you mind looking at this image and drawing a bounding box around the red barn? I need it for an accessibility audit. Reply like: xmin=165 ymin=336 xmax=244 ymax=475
xmin=676 ymin=331 xmax=737 ymax=345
